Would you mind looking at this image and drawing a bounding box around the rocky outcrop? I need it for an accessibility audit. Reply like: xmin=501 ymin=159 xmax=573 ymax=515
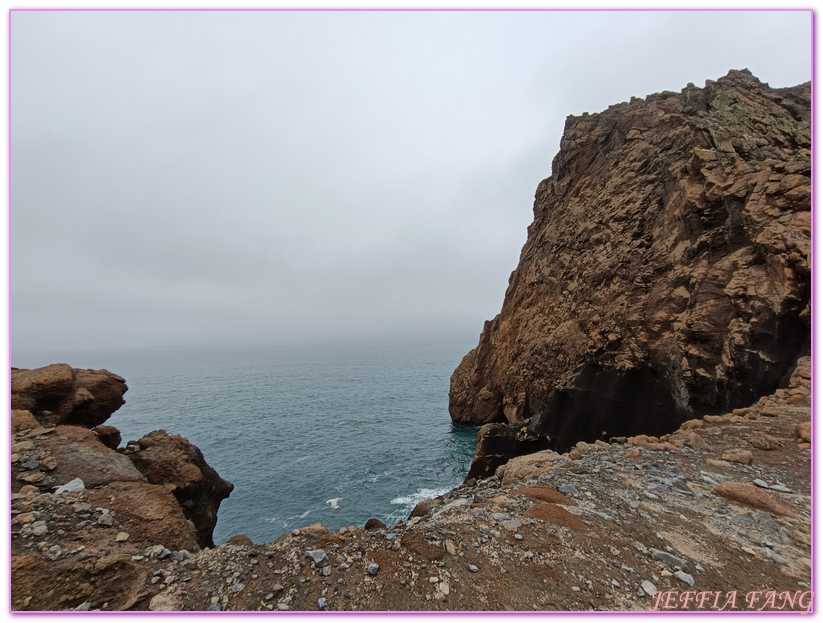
xmin=40 ymin=425 xmax=146 ymax=489
xmin=126 ymin=430 xmax=234 ymax=549
xmin=10 ymin=364 xmax=233 ymax=609
xmin=450 ymin=70 xmax=810 ymax=453
xmin=11 ymin=364 xmax=128 ymax=428
xmin=465 ymin=422 xmax=552 ymax=482
xmin=12 ymin=358 xmax=810 ymax=611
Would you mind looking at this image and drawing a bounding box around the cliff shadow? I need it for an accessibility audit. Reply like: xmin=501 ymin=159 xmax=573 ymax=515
xmin=528 ymin=363 xmax=689 ymax=454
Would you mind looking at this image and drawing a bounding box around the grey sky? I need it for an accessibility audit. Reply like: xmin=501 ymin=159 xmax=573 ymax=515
xmin=10 ymin=10 xmax=812 ymax=353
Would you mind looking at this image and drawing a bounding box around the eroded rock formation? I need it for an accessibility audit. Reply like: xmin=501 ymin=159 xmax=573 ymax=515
xmin=127 ymin=430 xmax=234 ymax=549
xmin=10 ymin=363 xmax=233 ymax=583
xmin=11 ymin=363 xmax=128 ymax=428
xmin=450 ymin=70 xmax=810 ymax=453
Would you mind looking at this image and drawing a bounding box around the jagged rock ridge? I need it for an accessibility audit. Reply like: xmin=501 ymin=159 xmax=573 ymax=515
xmin=449 ymin=70 xmax=811 ymax=454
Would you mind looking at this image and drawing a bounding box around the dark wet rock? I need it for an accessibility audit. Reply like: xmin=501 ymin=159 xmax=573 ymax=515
xmin=466 ymin=422 xmax=552 ymax=481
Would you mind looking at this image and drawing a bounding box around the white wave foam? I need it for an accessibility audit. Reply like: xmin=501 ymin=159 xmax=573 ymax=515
xmin=325 ymin=497 xmax=342 ymax=509
xmin=390 ymin=486 xmax=452 ymax=507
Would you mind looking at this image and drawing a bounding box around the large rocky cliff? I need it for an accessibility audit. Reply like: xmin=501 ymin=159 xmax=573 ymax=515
xmin=449 ymin=70 xmax=810 ymax=455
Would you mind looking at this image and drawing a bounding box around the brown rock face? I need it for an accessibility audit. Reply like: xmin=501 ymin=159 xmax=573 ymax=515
xmin=92 ymin=424 xmax=123 ymax=450
xmin=450 ymin=70 xmax=810 ymax=452
xmin=10 ymin=409 xmax=39 ymax=432
xmin=87 ymin=482 xmax=200 ymax=552
xmin=11 ymin=364 xmax=127 ymax=428
xmin=40 ymin=425 xmax=146 ymax=490
xmin=127 ymin=430 xmax=234 ymax=549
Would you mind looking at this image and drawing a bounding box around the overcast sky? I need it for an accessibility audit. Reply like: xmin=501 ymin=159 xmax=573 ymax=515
xmin=10 ymin=9 xmax=812 ymax=355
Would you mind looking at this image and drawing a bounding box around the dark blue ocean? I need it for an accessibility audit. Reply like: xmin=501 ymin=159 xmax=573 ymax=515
xmin=11 ymin=339 xmax=479 ymax=545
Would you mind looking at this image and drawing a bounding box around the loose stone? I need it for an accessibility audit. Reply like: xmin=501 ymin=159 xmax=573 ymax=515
xmin=649 ymin=548 xmax=686 ymax=569
xmin=763 ymin=548 xmax=788 ymax=565
xmin=55 ymin=478 xmax=86 ymax=495
xmin=306 ymin=549 xmax=330 ymax=568
xmin=674 ymin=571 xmax=694 ymax=586
xmin=558 ymin=484 xmax=580 ymax=497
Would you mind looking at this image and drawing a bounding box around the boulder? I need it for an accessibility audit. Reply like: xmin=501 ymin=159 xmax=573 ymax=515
xmin=364 ymin=518 xmax=387 ymax=531
xmin=449 ymin=70 xmax=810 ymax=453
xmin=465 ymin=422 xmax=552 ymax=481
xmin=10 ymin=409 xmax=39 ymax=432
xmin=127 ymin=430 xmax=233 ymax=549
xmin=11 ymin=364 xmax=127 ymax=428
xmin=409 ymin=497 xmax=444 ymax=519
xmin=794 ymin=421 xmax=811 ymax=442
xmin=721 ymin=449 xmax=753 ymax=465
xmin=93 ymin=425 xmax=122 ymax=450
xmin=40 ymin=426 xmax=146 ymax=490
xmin=495 ymin=451 xmax=566 ymax=487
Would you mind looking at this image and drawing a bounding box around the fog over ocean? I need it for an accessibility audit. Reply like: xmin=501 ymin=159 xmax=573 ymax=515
xmin=11 ymin=338 xmax=479 ymax=544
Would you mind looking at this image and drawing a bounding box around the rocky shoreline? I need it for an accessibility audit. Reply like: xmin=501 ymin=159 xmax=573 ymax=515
xmin=10 ymin=357 xmax=811 ymax=611
xmin=9 ymin=70 xmax=812 ymax=612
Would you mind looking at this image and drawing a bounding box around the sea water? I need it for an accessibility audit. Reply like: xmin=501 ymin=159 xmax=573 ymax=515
xmin=10 ymin=339 xmax=479 ymax=544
